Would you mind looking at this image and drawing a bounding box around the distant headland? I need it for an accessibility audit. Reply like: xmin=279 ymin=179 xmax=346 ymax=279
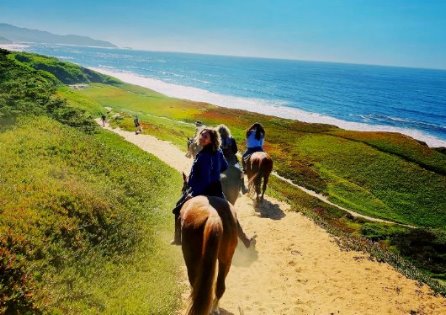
xmin=0 ymin=23 xmax=116 ymax=48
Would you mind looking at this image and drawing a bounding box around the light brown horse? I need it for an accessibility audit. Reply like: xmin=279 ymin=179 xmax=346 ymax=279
xmin=180 ymin=195 xmax=254 ymax=315
xmin=179 ymin=174 xmax=253 ymax=315
xmin=245 ymin=151 xmax=273 ymax=203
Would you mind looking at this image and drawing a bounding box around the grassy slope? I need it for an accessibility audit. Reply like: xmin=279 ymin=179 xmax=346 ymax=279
xmin=0 ymin=117 xmax=183 ymax=314
xmin=66 ymin=82 xmax=446 ymax=229
xmin=0 ymin=50 xmax=183 ymax=313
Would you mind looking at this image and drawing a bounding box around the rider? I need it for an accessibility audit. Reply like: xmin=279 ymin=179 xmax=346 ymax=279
xmin=100 ymin=113 xmax=106 ymax=127
xmin=217 ymin=124 xmax=248 ymax=194
xmin=242 ymin=122 xmax=265 ymax=172
xmin=171 ymin=127 xmax=228 ymax=245
xmin=134 ymin=115 xmax=142 ymax=135
xmin=217 ymin=124 xmax=238 ymax=163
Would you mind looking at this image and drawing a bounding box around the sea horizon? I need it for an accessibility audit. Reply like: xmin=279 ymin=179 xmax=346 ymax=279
xmin=5 ymin=43 xmax=446 ymax=147
xmin=4 ymin=42 xmax=446 ymax=72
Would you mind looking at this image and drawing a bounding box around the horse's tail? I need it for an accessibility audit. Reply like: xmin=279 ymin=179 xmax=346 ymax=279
xmin=261 ymin=154 xmax=273 ymax=188
xmin=187 ymin=215 xmax=222 ymax=315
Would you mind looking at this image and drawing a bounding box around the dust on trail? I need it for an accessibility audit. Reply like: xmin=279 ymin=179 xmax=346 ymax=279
xmin=99 ymin=121 xmax=446 ymax=314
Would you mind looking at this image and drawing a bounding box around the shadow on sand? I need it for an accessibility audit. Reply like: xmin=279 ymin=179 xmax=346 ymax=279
xmin=254 ymin=198 xmax=285 ymax=220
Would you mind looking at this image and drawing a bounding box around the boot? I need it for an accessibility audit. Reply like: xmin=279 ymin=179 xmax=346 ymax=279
xmin=170 ymin=213 xmax=181 ymax=245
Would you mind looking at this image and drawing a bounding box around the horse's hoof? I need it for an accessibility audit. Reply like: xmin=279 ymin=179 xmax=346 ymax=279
xmin=211 ymin=299 xmax=220 ymax=314
xmin=170 ymin=239 xmax=181 ymax=245
xmin=250 ymin=235 xmax=257 ymax=248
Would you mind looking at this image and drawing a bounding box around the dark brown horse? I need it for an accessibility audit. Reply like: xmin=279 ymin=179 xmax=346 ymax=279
xmin=179 ymin=175 xmax=254 ymax=314
xmin=245 ymin=152 xmax=273 ymax=203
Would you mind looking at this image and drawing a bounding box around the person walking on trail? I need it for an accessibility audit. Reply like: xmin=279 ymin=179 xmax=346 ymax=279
xmin=217 ymin=124 xmax=248 ymax=194
xmin=101 ymin=114 xmax=106 ymax=127
xmin=242 ymin=122 xmax=265 ymax=172
xmin=171 ymin=127 xmax=228 ymax=245
xmin=134 ymin=115 xmax=142 ymax=135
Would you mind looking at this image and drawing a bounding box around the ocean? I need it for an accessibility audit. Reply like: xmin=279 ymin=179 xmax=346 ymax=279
xmin=19 ymin=44 xmax=446 ymax=147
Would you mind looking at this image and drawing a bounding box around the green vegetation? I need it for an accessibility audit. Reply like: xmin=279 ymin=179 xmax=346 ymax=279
xmin=9 ymin=51 xmax=119 ymax=85
xmin=0 ymin=49 xmax=183 ymax=313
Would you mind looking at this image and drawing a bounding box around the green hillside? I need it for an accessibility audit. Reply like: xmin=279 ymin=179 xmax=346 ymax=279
xmin=0 ymin=49 xmax=182 ymax=313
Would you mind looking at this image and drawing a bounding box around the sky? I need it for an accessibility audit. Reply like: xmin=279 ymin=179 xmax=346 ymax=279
xmin=1 ymin=0 xmax=445 ymax=69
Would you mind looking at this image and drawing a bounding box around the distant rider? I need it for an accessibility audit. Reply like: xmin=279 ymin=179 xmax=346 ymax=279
xmin=242 ymin=122 xmax=265 ymax=172
xmin=217 ymin=124 xmax=248 ymax=194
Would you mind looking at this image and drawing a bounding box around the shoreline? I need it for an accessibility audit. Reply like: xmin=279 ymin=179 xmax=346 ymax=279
xmin=91 ymin=67 xmax=446 ymax=148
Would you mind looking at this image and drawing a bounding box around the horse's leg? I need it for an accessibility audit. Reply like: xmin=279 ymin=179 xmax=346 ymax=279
xmin=212 ymin=260 xmax=232 ymax=315
xmin=261 ymin=173 xmax=269 ymax=201
xmin=255 ymin=173 xmax=262 ymax=202
xmin=237 ymin=221 xmax=252 ymax=248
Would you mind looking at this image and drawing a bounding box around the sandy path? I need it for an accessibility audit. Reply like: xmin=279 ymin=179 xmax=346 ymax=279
xmin=99 ymin=122 xmax=446 ymax=314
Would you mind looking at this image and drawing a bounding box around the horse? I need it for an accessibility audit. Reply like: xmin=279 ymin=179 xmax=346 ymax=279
xmin=244 ymin=151 xmax=273 ymax=203
xmin=186 ymin=138 xmax=243 ymax=206
xmin=186 ymin=136 xmax=202 ymax=159
xmin=179 ymin=175 xmax=254 ymax=315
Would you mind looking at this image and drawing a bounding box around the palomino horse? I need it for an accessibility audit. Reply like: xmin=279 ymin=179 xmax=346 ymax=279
xmin=245 ymin=151 xmax=273 ymax=203
xmin=186 ymin=138 xmax=243 ymax=205
xmin=179 ymin=181 xmax=253 ymax=314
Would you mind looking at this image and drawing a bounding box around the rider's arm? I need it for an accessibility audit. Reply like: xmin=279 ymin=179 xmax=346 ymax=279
xmin=188 ymin=153 xmax=211 ymax=196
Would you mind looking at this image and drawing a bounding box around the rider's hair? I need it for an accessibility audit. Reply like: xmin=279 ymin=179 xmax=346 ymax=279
xmin=217 ymin=124 xmax=232 ymax=139
xmin=200 ymin=128 xmax=221 ymax=152
xmin=246 ymin=122 xmax=265 ymax=140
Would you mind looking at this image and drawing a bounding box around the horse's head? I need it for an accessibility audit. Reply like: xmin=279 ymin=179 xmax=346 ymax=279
xmin=186 ymin=137 xmax=193 ymax=158
xmin=186 ymin=136 xmax=202 ymax=159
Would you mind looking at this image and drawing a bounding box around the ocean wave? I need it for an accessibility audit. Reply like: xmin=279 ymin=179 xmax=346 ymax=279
xmin=363 ymin=114 xmax=446 ymax=132
xmin=91 ymin=67 xmax=446 ymax=148
xmin=0 ymin=43 xmax=29 ymax=51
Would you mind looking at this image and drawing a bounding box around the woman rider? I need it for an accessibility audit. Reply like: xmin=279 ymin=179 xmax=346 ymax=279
xmin=171 ymin=128 xmax=228 ymax=245
xmin=217 ymin=124 xmax=248 ymax=194
xmin=217 ymin=124 xmax=238 ymax=164
xmin=242 ymin=122 xmax=265 ymax=172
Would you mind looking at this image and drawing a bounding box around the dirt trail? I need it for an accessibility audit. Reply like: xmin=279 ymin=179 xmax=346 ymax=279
xmin=99 ymin=121 xmax=446 ymax=314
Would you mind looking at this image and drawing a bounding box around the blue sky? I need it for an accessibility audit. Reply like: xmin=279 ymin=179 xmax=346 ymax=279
xmin=1 ymin=0 xmax=445 ymax=69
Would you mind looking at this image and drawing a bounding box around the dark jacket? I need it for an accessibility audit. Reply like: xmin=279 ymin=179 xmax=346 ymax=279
xmin=188 ymin=145 xmax=228 ymax=196
xmin=220 ymin=136 xmax=238 ymax=161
